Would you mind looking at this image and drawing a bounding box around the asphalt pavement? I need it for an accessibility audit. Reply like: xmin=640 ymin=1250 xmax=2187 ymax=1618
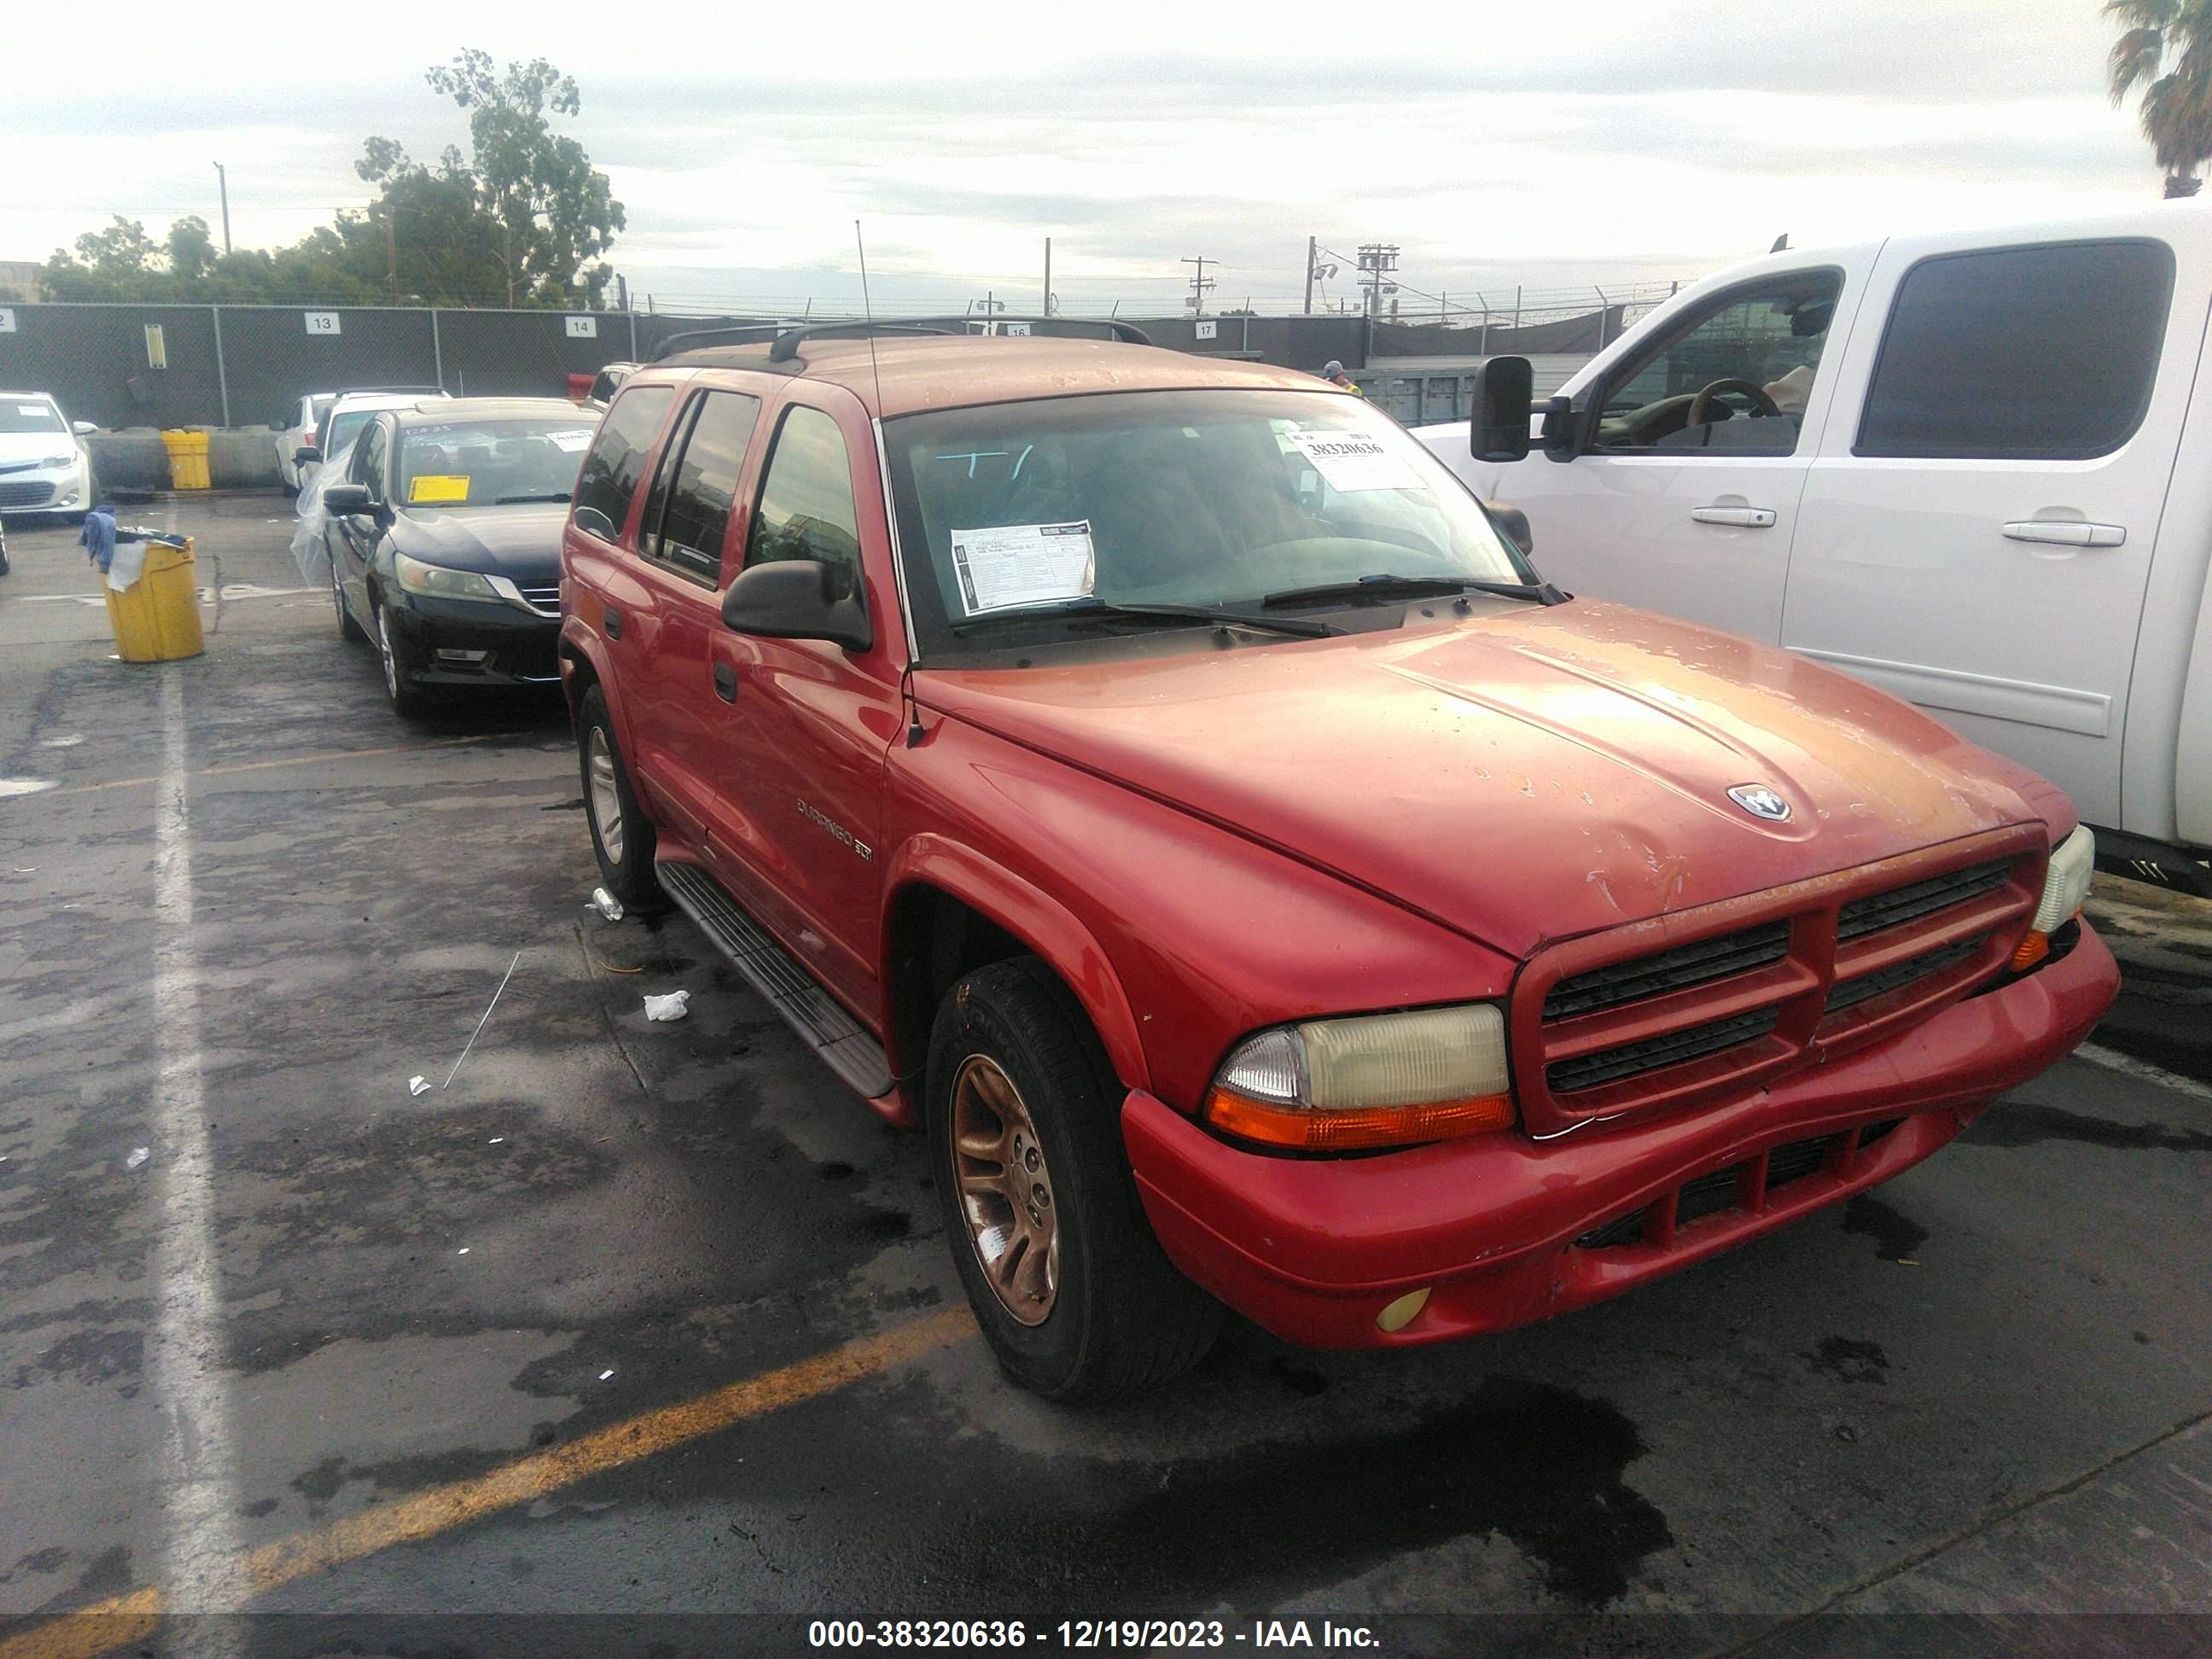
xmin=0 ymin=495 xmax=2207 ymax=1659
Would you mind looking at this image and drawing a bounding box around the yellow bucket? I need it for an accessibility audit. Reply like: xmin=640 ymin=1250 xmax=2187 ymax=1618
xmin=103 ymin=538 xmax=205 ymax=663
xmin=160 ymin=428 xmax=211 ymax=491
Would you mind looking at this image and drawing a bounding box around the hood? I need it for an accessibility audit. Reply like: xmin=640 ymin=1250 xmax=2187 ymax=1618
xmin=0 ymin=430 xmax=80 ymax=468
xmin=914 ymin=601 xmax=2046 ymax=959
xmin=389 ymin=503 xmax=567 ymax=577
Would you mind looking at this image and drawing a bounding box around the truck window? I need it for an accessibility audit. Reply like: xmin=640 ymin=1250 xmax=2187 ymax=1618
xmin=1855 ymin=240 xmax=2174 ymax=462
xmin=573 ymin=384 xmax=675 ymax=543
xmin=747 ymin=406 xmax=863 ymax=587
xmin=1594 ymin=271 xmax=1842 ymax=457
xmin=641 ymin=391 xmax=761 ymax=585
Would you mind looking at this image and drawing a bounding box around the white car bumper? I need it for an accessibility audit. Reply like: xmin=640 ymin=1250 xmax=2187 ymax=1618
xmin=0 ymin=455 xmax=91 ymax=517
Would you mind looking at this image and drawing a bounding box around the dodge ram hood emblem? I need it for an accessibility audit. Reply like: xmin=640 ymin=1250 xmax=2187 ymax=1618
xmin=1727 ymin=784 xmax=1792 ymax=822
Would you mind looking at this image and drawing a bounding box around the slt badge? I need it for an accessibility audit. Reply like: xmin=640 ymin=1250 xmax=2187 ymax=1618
xmin=1727 ymin=783 xmax=1792 ymax=822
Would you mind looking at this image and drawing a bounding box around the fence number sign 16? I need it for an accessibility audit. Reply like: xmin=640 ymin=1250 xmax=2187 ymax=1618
xmin=565 ymin=317 xmax=597 ymax=338
xmin=305 ymin=311 xmax=341 ymax=336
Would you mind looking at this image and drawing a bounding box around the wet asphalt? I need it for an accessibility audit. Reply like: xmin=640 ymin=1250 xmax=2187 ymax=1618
xmin=0 ymin=495 xmax=2208 ymax=1657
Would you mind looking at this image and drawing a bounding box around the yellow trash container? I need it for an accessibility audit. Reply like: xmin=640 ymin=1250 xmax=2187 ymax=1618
xmin=103 ymin=538 xmax=205 ymax=663
xmin=160 ymin=428 xmax=212 ymax=491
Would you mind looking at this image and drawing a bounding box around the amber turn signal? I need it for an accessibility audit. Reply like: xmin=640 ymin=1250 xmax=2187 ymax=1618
xmin=2009 ymin=931 xmax=2050 ymax=972
xmin=1204 ymin=1086 xmax=1516 ymax=1150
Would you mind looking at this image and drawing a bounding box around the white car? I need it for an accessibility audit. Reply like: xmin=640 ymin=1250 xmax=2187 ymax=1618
xmin=276 ymin=392 xmax=339 ymax=492
xmin=1418 ymin=201 xmax=2212 ymax=890
xmin=0 ymin=392 xmax=97 ymax=522
xmin=295 ymin=388 xmax=449 ymax=497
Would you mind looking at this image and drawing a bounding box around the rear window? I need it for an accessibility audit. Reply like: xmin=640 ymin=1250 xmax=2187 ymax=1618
xmin=1855 ymin=240 xmax=2174 ymax=461
xmin=573 ymin=385 xmax=674 ymax=542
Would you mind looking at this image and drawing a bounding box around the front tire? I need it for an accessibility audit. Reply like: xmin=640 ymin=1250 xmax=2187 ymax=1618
xmin=927 ymin=958 xmax=1220 ymax=1401
xmin=375 ymin=601 xmax=428 ymax=718
xmin=577 ymin=684 xmax=660 ymax=908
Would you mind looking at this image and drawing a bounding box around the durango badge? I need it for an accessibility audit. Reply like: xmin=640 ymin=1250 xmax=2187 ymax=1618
xmin=1727 ymin=784 xmax=1792 ymax=822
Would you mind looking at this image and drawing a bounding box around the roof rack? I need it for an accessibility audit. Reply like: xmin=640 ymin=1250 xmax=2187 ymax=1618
xmin=649 ymin=322 xmax=789 ymax=360
xmin=908 ymin=315 xmax=1153 ymax=346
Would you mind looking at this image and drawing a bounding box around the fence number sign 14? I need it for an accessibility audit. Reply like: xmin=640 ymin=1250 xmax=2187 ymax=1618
xmin=565 ymin=317 xmax=597 ymax=338
xmin=305 ymin=311 xmax=341 ymax=335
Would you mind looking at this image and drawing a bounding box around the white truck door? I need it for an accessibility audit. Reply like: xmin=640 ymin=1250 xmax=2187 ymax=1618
xmin=1435 ymin=260 xmax=1872 ymax=642
xmin=1782 ymin=227 xmax=2199 ymax=830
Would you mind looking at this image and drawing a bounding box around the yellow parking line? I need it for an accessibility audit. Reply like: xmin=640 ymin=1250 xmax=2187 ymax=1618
xmin=0 ymin=1309 xmax=975 ymax=1659
xmin=39 ymin=736 xmax=544 ymax=798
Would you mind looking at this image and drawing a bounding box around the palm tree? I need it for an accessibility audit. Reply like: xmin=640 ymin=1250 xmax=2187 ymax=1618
xmin=2106 ymin=0 xmax=2212 ymax=198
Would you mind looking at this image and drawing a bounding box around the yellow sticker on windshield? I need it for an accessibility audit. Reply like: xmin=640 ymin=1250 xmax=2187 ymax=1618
xmin=409 ymin=474 xmax=470 ymax=504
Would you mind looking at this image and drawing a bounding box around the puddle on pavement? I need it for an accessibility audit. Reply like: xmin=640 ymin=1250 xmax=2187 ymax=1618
xmin=1841 ymin=1194 xmax=1928 ymax=1262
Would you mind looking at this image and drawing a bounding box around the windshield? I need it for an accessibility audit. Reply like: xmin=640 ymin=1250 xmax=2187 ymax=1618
xmin=1 ymin=400 xmax=67 ymax=436
xmin=885 ymin=388 xmax=1535 ymax=660
xmin=398 ymin=417 xmax=596 ymax=508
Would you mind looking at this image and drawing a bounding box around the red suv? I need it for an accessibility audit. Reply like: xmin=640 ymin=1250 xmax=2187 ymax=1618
xmin=558 ymin=323 xmax=2117 ymax=1400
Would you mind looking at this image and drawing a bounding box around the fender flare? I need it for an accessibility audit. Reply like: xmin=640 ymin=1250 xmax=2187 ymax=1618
xmin=882 ymin=833 xmax=1151 ymax=1093
xmin=557 ymin=620 xmax=636 ymax=754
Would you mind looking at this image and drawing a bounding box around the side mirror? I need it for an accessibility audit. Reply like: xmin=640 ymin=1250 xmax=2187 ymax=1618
xmin=721 ymin=559 xmax=872 ymax=653
xmin=323 ymin=483 xmax=373 ymax=516
xmin=295 ymin=445 xmax=321 ymax=465
xmin=72 ymin=421 xmax=96 ymax=436
xmin=1470 ymin=356 xmax=1534 ymax=463
xmin=1486 ymin=501 xmax=1534 ymax=557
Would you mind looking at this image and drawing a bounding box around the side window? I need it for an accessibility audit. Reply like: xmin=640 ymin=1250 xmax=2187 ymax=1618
xmin=353 ymin=421 xmax=388 ymax=499
xmin=573 ymin=384 xmax=675 ymax=542
xmin=747 ymin=406 xmax=863 ymax=588
xmin=1856 ymin=241 xmax=2174 ymax=461
xmin=639 ymin=391 xmax=762 ymax=585
xmin=1598 ymin=271 xmax=1842 ymax=457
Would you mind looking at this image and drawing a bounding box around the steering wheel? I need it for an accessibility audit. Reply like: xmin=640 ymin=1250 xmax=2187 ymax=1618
xmin=1685 ymin=377 xmax=1781 ymax=428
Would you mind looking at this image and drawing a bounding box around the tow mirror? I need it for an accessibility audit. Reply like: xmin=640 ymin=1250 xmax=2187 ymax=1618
xmin=721 ymin=558 xmax=872 ymax=653
xmin=1470 ymin=356 xmax=1534 ymax=463
xmin=323 ymin=483 xmax=373 ymax=516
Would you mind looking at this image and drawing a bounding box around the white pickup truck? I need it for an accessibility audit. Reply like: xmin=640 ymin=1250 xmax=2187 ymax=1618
xmin=1418 ymin=204 xmax=2212 ymax=892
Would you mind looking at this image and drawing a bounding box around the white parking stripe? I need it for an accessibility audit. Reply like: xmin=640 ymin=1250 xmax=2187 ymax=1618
xmin=149 ymin=661 xmax=247 ymax=1627
xmin=2072 ymin=1041 xmax=2212 ymax=1104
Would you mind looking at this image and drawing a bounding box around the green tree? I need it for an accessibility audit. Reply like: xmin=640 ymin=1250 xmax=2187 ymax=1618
xmin=2106 ymin=0 xmax=2212 ymax=198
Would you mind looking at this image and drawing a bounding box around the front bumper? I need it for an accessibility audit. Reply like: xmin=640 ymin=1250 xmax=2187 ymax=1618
xmin=386 ymin=592 xmax=561 ymax=688
xmin=1126 ymin=921 xmax=2117 ymax=1349
xmin=0 ymin=461 xmax=89 ymax=515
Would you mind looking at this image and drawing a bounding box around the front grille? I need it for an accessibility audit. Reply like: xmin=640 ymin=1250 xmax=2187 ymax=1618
xmin=1837 ymin=859 xmax=2010 ymax=941
xmin=1573 ymin=1120 xmax=1909 ymax=1250
xmin=1544 ymin=921 xmax=1791 ymax=1021
xmin=1547 ymin=1007 xmax=1779 ymax=1094
xmin=1825 ymin=938 xmax=1983 ymax=1015
xmin=516 ymin=583 xmax=562 ymax=617
xmin=0 ymin=480 xmax=57 ymax=509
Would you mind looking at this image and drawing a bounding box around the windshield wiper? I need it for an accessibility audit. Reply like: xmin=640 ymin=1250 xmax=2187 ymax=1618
xmin=951 ymin=599 xmax=1337 ymax=639
xmin=1261 ymin=573 xmax=1568 ymax=608
xmin=493 ymin=492 xmax=573 ymax=505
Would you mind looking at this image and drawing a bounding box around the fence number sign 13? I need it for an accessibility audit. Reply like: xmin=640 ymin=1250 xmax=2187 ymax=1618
xmin=565 ymin=317 xmax=598 ymax=338
xmin=305 ymin=311 xmax=341 ymax=336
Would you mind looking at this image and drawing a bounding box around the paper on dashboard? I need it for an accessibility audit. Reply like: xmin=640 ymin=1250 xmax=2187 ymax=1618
xmin=1283 ymin=429 xmax=1423 ymax=493
xmin=949 ymin=521 xmax=1096 ymax=616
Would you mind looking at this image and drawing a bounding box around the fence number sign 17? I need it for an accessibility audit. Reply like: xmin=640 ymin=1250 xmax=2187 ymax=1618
xmin=305 ymin=311 xmax=341 ymax=336
xmin=565 ymin=317 xmax=597 ymax=338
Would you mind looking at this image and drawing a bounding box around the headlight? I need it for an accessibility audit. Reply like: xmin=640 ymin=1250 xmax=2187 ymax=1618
xmin=2012 ymin=825 xmax=2094 ymax=969
xmin=1205 ymin=1003 xmax=1515 ymax=1151
xmin=394 ymin=551 xmax=501 ymax=602
xmin=41 ymin=454 xmax=72 ymax=469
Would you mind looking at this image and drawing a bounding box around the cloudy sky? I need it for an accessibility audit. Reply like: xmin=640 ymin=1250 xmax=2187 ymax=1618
xmin=3 ymin=0 xmax=2165 ymax=317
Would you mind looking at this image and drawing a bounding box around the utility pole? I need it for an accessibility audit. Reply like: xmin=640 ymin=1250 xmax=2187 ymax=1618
xmin=1043 ymin=237 xmax=1052 ymax=316
xmin=212 ymin=162 xmax=231 ymax=255
xmin=1356 ymin=243 xmax=1400 ymax=318
xmin=384 ymin=210 xmax=399 ymax=306
xmin=1181 ymin=255 xmax=1214 ymax=317
xmin=616 ymin=273 xmax=629 ymax=312
xmin=1304 ymin=236 xmax=1316 ymax=315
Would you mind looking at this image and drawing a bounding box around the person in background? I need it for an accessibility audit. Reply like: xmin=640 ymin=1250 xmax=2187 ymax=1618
xmin=1319 ymin=360 xmax=1364 ymax=396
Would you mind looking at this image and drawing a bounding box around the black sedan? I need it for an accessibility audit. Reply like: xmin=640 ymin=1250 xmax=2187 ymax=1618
xmin=322 ymin=398 xmax=598 ymax=715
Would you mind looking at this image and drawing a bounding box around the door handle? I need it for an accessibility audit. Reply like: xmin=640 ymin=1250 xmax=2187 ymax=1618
xmin=602 ymin=606 xmax=622 ymax=639
xmin=713 ymin=662 xmax=738 ymax=703
xmin=2003 ymin=520 xmax=2125 ymax=548
xmin=1690 ymin=506 xmax=1777 ymax=528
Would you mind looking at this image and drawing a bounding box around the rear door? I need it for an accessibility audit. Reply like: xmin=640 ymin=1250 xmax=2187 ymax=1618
xmin=1783 ymin=229 xmax=2203 ymax=827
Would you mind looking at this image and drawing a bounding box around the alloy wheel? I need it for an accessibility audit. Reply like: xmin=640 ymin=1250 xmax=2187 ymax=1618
xmin=377 ymin=608 xmax=402 ymax=701
xmin=585 ymin=725 xmax=625 ymax=864
xmin=950 ymin=1054 xmax=1060 ymax=1325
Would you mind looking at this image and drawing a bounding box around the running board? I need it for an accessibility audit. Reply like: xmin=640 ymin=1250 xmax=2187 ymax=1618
xmin=656 ymin=861 xmax=894 ymax=1098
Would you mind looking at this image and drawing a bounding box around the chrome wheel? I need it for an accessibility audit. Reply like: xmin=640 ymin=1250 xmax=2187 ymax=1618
xmin=585 ymin=725 xmax=625 ymax=864
xmin=377 ymin=608 xmax=401 ymax=700
xmin=951 ymin=1054 xmax=1059 ymax=1325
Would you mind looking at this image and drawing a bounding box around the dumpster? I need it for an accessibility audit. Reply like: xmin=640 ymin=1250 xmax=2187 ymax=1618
xmin=160 ymin=429 xmax=211 ymax=491
xmin=104 ymin=538 xmax=204 ymax=662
